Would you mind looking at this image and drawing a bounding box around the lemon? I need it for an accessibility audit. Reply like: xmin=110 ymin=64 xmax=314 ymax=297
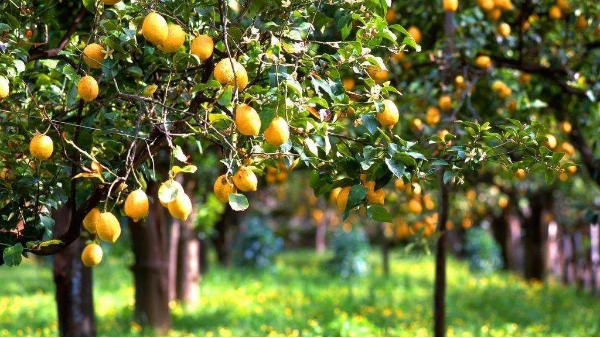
xmin=142 ymin=12 xmax=169 ymax=46
xmin=100 ymin=0 xmax=122 ymax=4
xmin=82 ymin=43 xmax=105 ymax=69
xmin=376 ymin=99 xmax=399 ymax=128
xmin=426 ymin=106 xmax=441 ymax=126
xmin=514 ymin=168 xmax=526 ymax=180
xmin=498 ymin=85 xmax=512 ymax=99
xmin=443 ymin=0 xmax=458 ymax=12
xmin=544 ymin=134 xmax=557 ymax=149
xmin=455 ymin=75 xmax=466 ymax=90
xmin=233 ymin=166 xmax=258 ymax=192
xmin=336 ymin=186 xmax=352 ymax=212
xmin=549 ymin=6 xmax=562 ymax=20
xmin=158 ymin=180 xmax=184 ymax=207
xmin=214 ymin=59 xmax=248 ymax=90
xmin=342 ymin=77 xmax=355 ymax=91
xmin=81 ymin=243 xmax=103 ymax=267
xmin=30 ymin=134 xmax=54 ymax=160
xmin=386 ymin=8 xmax=396 ymax=23
xmin=366 ymin=65 xmax=388 ymax=84
xmin=497 ymin=23 xmax=511 ymax=37
xmin=475 ymin=55 xmax=492 ymax=69
xmin=0 ymin=76 xmax=10 ymax=99
xmin=519 ymin=72 xmax=531 ymax=84
xmin=82 ymin=208 xmax=101 ymax=234
xmin=235 ymin=104 xmax=261 ymax=136
xmin=477 ymin=0 xmax=494 ymax=11
xmin=407 ymin=26 xmax=422 ymax=44
xmin=158 ymin=24 xmax=186 ymax=53
xmin=190 ymin=35 xmax=214 ymax=61
xmin=439 ymin=95 xmax=452 ymax=111
xmin=264 ymin=117 xmax=290 ymax=147
xmin=576 ymin=16 xmax=587 ymax=30
xmin=96 ymin=211 xmax=121 ymax=243
xmin=408 ymin=199 xmax=423 ymax=214
xmin=214 ymin=174 xmax=237 ymax=203
xmin=487 ymin=8 xmax=502 ymax=22
xmin=364 ymin=181 xmax=385 ymax=205
xmin=124 ymin=189 xmax=149 ymax=222
xmin=560 ymin=121 xmax=572 ymax=134
xmin=78 ymin=75 xmax=99 ymax=102
xmin=168 ymin=192 xmax=193 ymax=221
xmin=492 ymin=80 xmax=506 ymax=92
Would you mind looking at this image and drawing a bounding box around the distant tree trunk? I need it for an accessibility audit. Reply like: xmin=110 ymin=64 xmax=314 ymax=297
xmin=491 ymin=206 xmax=510 ymax=270
xmin=199 ymin=236 xmax=209 ymax=275
xmin=53 ymin=204 xmax=96 ymax=337
xmin=590 ymin=223 xmax=599 ymax=295
xmin=523 ymin=189 xmax=551 ymax=281
xmin=381 ymin=235 xmax=390 ymax=276
xmin=176 ymin=179 xmax=200 ymax=304
xmin=168 ymin=220 xmax=180 ymax=302
xmin=212 ymin=205 xmax=237 ymax=266
xmin=315 ymin=222 xmax=326 ymax=254
xmin=129 ymin=181 xmax=171 ymax=334
xmin=434 ymin=169 xmax=450 ymax=337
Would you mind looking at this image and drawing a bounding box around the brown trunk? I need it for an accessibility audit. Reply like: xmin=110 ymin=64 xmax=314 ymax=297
xmin=434 ymin=168 xmax=450 ymax=337
xmin=491 ymin=206 xmax=510 ymax=270
xmin=212 ymin=205 xmax=237 ymax=266
xmin=168 ymin=219 xmax=180 ymax=301
xmin=129 ymin=181 xmax=171 ymax=334
xmin=52 ymin=205 xmax=96 ymax=337
xmin=523 ymin=190 xmax=550 ymax=281
xmin=590 ymin=223 xmax=599 ymax=295
xmin=199 ymin=237 xmax=209 ymax=275
xmin=381 ymin=235 xmax=390 ymax=276
xmin=176 ymin=179 xmax=200 ymax=304
xmin=315 ymin=222 xmax=326 ymax=254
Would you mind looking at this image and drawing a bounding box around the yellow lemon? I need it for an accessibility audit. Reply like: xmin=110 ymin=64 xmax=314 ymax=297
xmin=235 ymin=104 xmax=261 ymax=136
xmin=158 ymin=24 xmax=186 ymax=53
xmin=82 ymin=208 xmax=101 ymax=234
xmin=0 ymin=76 xmax=10 ymax=99
xmin=443 ymin=0 xmax=459 ymax=12
xmin=214 ymin=59 xmax=248 ymax=90
xmin=168 ymin=192 xmax=193 ymax=221
xmin=407 ymin=26 xmax=422 ymax=44
xmin=214 ymin=175 xmax=237 ymax=203
xmin=426 ymin=106 xmax=441 ymax=126
xmin=549 ymin=6 xmax=562 ymax=20
xmin=30 ymin=134 xmax=54 ymax=160
xmin=78 ymin=75 xmax=99 ymax=102
xmin=376 ymin=99 xmax=399 ymax=128
xmin=336 ymin=186 xmax=352 ymax=212
xmin=439 ymin=95 xmax=452 ymax=111
xmin=560 ymin=121 xmax=572 ymax=134
xmin=519 ymin=72 xmax=531 ymax=84
xmin=477 ymin=0 xmax=494 ymax=11
xmin=544 ymin=134 xmax=557 ymax=149
xmin=142 ymin=12 xmax=169 ymax=46
xmin=364 ymin=181 xmax=385 ymax=205
xmin=191 ymin=35 xmax=214 ymax=61
xmin=81 ymin=243 xmax=103 ymax=267
xmin=408 ymin=199 xmax=423 ymax=214
xmin=576 ymin=16 xmax=587 ymax=30
xmin=124 ymin=189 xmax=149 ymax=222
xmin=233 ymin=166 xmax=258 ymax=192
xmin=264 ymin=117 xmax=290 ymax=147
xmin=497 ymin=23 xmax=511 ymax=37
xmin=96 ymin=211 xmax=121 ymax=243
xmin=475 ymin=55 xmax=492 ymax=69
xmin=514 ymin=168 xmax=526 ymax=180
xmin=83 ymin=43 xmax=105 ymax=69
xmin=455 ymin=75 xmax=466 ymax=90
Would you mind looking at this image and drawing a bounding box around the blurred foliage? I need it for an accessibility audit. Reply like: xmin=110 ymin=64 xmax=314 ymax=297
xmin=232 ymin=217 xmax=283 ymax=270
xmin=463 ymin=226 xmax=504 ymax=274
xmin=328 ymin=227 xmax=370 ymax=278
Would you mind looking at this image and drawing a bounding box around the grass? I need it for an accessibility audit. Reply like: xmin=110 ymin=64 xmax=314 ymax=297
xmin=1 ymin=249 xmax=599 ymax=337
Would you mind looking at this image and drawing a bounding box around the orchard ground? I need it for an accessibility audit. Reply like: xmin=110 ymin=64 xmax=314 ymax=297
xmin=1 ymin=250 xmax=599 ymax=337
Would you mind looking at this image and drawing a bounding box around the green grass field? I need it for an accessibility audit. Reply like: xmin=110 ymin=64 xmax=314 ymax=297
xmin=1 ymin=250 xmax=599 ymax=337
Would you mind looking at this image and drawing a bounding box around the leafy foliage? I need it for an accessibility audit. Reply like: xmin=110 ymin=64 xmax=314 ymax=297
xmin=463 ymin=227 xmax=504 ymax=274
xmin=232 ymin=217 xmax=283 ymax=269
xmin=327 ymin=227 xmax=370 ymax=278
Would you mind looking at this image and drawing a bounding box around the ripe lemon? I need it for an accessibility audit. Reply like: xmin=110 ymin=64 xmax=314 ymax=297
xmin=514 ymin=168 xmax=526 ymax=180
xmin=477 ymin=0 xmax=494 ymax=11
xmin=101 ymin=0 xmax=122 ymax=4
xmin=142 ymin=12 xmax=169 ymax=46
xmin=190 ymin=35 xmax=214 ymax=61
xmin=0 ymin=76 xmax=10 ymax=99
xmin=124 ymin=189 xmax=149 ymax=222
xmin=386 ymin=8 xmax=396 ymax=23
xmin=214 ymin=175 xmax=237 ymax=203
xmin=235 ymin=104 xmax=261 ymax=136
xmin=214 ymin=59 xmax=249 ymax=90
xmin=168 ymin=192 xmax=193 ymax=221
xmin=498 ymin=85 xmax=512 ymax=99
xmin=342 ymin=77 xmax=356 ymax=91
xmin=82 ymin=43 xmax=105 ymax=69
xmin=336 ymin=186 xmax=352 ymax=212
xmin=507 ymin=99 xmax=517 ymax=113
xmin=575 ymin=16 xmax=587 ymax=30
xmin=376 ymin=99 xmax=399 ymax=128
xmin=556 ymin=0 xmax=570 ymax=11
xmin=410 ymin=118 xmax=423 ymax=133
xmin=426 ymin=106 xmax=441 ymax=126
xmin=497 ymin=23 xmax=511 ymax=37
xmin=443 ymin=0 xmax=458 ymax=12
xmin=407 ymin=26 xmax=422 ymax=44
xmin=81 ymin=243 xmax=103 ymax=267
xmin=519 ymin=72 xmax=531 ymax=84
xmin=30 ymin=134 xmax=54 ymax=160
xmin=475 ymin=55 xmax=492 ymax=69
xmin=544 ymin=134 xmax=557 ymax=149
xmin=96 ymin=211 xmax=121 ymax=243
xmin=560 ymin=121 xmax=572 ymax=134
xmin=158 ymin=24 xmax=186 ymax=53
xmin=366 ymin=65 xmax=389 ymax=84
xmin=487 ymin=8 xmax=502 ymax=22
xmin=82 ymin=208 xmax=101 ymax=234
xmin=439 ymin=95 xmax=452 ymax=111
xmin=233 ymin=166 xmax=258 ymax=192
xmin=455 ymin=75 xmax=466 ymax=90
xmin=264 ymin=117 xmax=290 ymax=147
xmin=408 ymin=199 xmax=423 ymax=214
xmin=78 ymin=75 xmax=99 ymax=102
xmin=492 ymin=80 xmax=506 ymax=92
xmin=549 ymin=6 xmax=562 ymax=20
xmin=364 ymin=181 xmax=385 ymax=205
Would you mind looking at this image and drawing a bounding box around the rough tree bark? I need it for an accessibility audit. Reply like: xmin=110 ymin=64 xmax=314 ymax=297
xmin=523 ymin=189 xmax=552 ymax=281
xmin=176 ymin=179 xmax=200 ymax=303
xmin=199 ymin=237 xmax=209 ymax=275
xmin=491 ymin=202 xmax=512 ymax=270
xmin=434 ymin=169 xmax=450 ymax=337
xmin=52 ymin=205 xmax=96 ymax=337
xmin=212 ymin=205 xmax=237 ymax=266
xmin=129 ymin=181 xmax=171 ymax=334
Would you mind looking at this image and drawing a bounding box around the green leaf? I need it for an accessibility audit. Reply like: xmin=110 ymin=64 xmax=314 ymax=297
xmin=367 ymin=205 xmax=392 ymax=223
xmin=385 ymin=158 xmax=405 ymax=178
xmin=346 ymin=185 xmax=368 ymax=211
xmin=173 ymin=145 xmax=188 ymax=163
xmin=3 ymin=243 xmax=23 ymax=267
xmin=82 ymin=0 xmax=96 ymax=13
xmin=229 ymin=193 xmax=249 ymax=211
xmin=443 ymin=170 xmax=455 ymax=184
xmin=362 ymin=114 xmax=378 ymax=134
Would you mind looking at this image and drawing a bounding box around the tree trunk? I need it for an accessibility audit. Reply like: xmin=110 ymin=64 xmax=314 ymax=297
xmin=381 ymin=224 xmax=390 ymax=276
xmin=491 ymin=206 xmax=510 ymax=270
xmin=199 ymin=236 xmax=209 ymax=275
xmin=176 ymin=179 xmax=200 ymax=304
xmin=52 ymin=205 xmax=96 ymax=337
xmin=168 ymin=219 xmax=180 ymax=302
xmin=212 ymin=205 xmax=237 ymax=266
xmin=590 ymin=223 xmax=599 ymax=295
xmin=523 ymin=190 xmax=551 ymax=281
xmin=434 ymin=168 xmax=450 ymax=337
xmin=315 ymin=222 xmax=327 ymax=254
xmin=129 ymin=181 xmax=171 ymax=334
